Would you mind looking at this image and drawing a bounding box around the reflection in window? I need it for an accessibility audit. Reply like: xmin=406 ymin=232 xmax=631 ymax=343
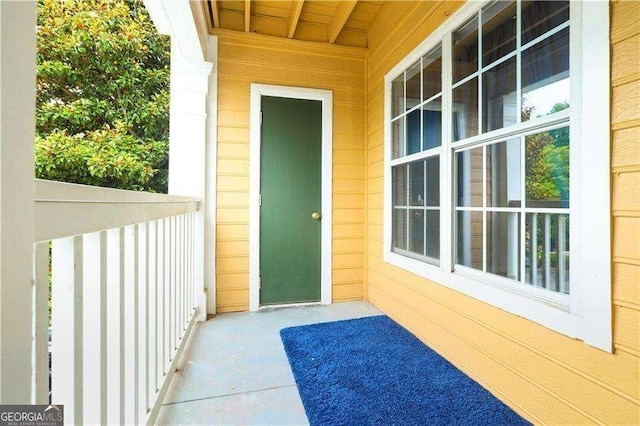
xmin=392 ymin=158 xmax=440 ymax=264
xmin=482 ymin=1 xmax=517 ymax=66
xmin=452 ymin=77 xmax=478 ymax=141
xmin=483 ymin=57 xmax=517 ymax=133
xmin=453 ymin=16 xmax=478 ymax=83
xmin=522 ymin=28 xmax=570 ymax=121
xmin=486 ymin=139 xmax=521 ymax=208
xmin=526 ymin=127 xmax=570 ymax=207
xmin=526 ymin=213 xmax=569 ymax=293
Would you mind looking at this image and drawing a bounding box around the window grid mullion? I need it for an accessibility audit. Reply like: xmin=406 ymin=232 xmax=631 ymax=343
xmin=516 ymin=0 xmax=522 ymax=126
xmin=520 ymin=135 xmax=526 ymax=285
xmin=478 ymin=8 xmax=483 ymax=137
xmin=403 ymin=70 xmax=407 ymax=157
xmin=482 ymin=145 xmax=487 ymax=273
xmin=423 ymin=161 xmax=427 ymax=256
xmin=405 ymin=165 xmax=409 ymax=251
xmin=420 ymin=56 xmax=424 ymax=153
xmin=441 ymin=30 xmax=454 ymax=274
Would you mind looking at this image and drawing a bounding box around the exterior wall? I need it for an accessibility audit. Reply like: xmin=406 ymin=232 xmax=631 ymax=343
xmin=214 ymin=30 xmax=366 ymax=312
xmin=365 ymin=1 xmax=639 ymax=424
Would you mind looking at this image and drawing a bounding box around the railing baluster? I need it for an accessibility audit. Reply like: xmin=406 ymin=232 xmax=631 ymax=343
xmin=182 ymin=214 xmax=186 ymax=333
xmin=156 ymin=219 xmax=165 ymax=389
xmin=106 ymin=228 xmax=123 ymax=424
xmin=188 ymin=213 xmax=193 ymax=316
xmin=51 ymin=236 xmax=83 ymax=424
xmin=123 ymin=225 xmax=137 ymax=425
xmin=176 ymin=215 xmax=181 ymax=340
xmin=32 ymin=242 xmax=49 ymax=404
xmin=530 ymin=213 xmax=538 ymax=287
xmin=82 ymin=232 xmax=106 ymax=425
xmin=165 ymin=218 xmax=171 ymax=371
xmin=558 ymin=215 xmax=568 ymax=294
xmin=544 ymin=213 xmax=551 ymax=289
xmin=138 ymin=222 xmax=148 ymax=422
xmin=170 ymin=216 xmax=176 ymax=355
xmin=148 ymin=220 xmax=157 ymax=405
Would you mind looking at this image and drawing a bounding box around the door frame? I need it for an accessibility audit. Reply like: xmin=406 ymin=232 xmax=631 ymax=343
xmin=249 ymin=84 xmax=333 ymax=311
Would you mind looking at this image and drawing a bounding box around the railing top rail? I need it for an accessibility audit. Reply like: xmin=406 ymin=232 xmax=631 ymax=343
xmin=34 ymin=179 xmax=200 ymax=242
xmin=35 ymin=179 xmax=200 ymax=204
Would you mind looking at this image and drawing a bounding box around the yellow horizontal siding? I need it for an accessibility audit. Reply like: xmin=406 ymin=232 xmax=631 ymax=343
xmin=215 ymin=31 xmax=366 ymax=311
xmin=363 ymin=0 xmax=640 ymax=424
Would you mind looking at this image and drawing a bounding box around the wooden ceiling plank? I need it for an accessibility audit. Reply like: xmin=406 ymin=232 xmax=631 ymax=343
xmin=245 ymin=0 xmax=251 ymax=31
xmin=327 ymin=0 xmax=357 ymax=44
xmin=211 ymin=0 xmax=221 ymax=28
xmin=287 ymin=1 xmax=305 ymax=38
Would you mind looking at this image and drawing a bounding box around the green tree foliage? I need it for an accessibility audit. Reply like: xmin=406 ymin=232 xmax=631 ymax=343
xmin=35 ymin=0 xmax=170 ymax=192
xmin=523 ymin=102 xmax=570 ymax=203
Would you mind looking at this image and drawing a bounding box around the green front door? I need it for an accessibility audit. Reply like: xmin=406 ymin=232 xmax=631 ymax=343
xmin=260 ymin=96 xmax=322 ymax=305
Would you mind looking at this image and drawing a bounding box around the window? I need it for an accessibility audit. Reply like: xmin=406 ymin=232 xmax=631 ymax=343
xmin=391 ymin=46 xmax=442 ymax=265
xmin=384 ymin=0 xmax=611 ymax=351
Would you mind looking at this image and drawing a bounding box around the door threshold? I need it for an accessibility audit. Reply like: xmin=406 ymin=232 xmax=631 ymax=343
xmin=258 ymin=301 xmax=323 ymax=311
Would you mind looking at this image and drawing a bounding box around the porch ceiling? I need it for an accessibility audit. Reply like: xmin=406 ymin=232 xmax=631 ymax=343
xmin=203 ymin=0 xmax=389 ymax=48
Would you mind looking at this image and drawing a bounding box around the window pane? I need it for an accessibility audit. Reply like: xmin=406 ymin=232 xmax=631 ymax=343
xmin=522 ymin=1 xmax=569 ymax=45
xmin=453 ymin=16 xmax=478 ymax=83
xmin=456 ymin=147 xmax=483 ymax=207
xmin=425 ymin=210 xmax=440 ymax=260
xmin=487 ymin=211 xmax=521 ymax=280
xmin=525 ymin=126 xmax=569 ymax=207
xmin=482 ymin=56 xmax=517 ymax=133
xmin=392 ymin=116 xmax=405 ymax=159
xmin=452 ymin=77 xmax=479 ymax=141
xmin=482 ymin=1 xmax=517 ymax=66
xmin=407 ymin=108 xmax=421 ymax=155
xmin=409 ymin=210 xmax=424 ymax=255
xmin=391 ymin=75 xmax=404 ymax=118
xmin=423 ymin=46 xmax=442 ymax=101
xmin=425 ymin=156 xmax=440 ymax=207
xmin=522 ymin=28 xmax=569 ymax=121
xmin=525 ymin=213 xmax=570 ymax=294
xmin=456 ymin=210 xmax=483 ymax=270
xmin=409 ymin=161 xmax=424 ymax=206
xmin=486 ymin=138 xmax=521 ymax=207
xmin=422 ymin=99 xmax=442 ymax=150
xmin=406 ymin=61 xmax=421 ymax=111
xmin=392 ymin=208 xmax=408 ymax=252
xmin=392 ymin=164 xmax=407 ymax=207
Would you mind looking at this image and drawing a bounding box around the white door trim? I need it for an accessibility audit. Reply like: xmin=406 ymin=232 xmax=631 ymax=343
xmin=249 ymin=84 xmax=333 ymax=311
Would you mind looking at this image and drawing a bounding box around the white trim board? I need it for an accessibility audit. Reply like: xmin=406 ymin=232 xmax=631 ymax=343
xmin=249 ymin=84 xmax=333 ymax=312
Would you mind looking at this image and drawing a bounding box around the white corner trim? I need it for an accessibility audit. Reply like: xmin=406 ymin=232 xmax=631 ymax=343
xmin=204 ymin=36 xmax=218 ymax=316
xmin=576 ymin=0 xmax=611 ymax=352
xmin=249 ymin=84 xmax=333 ymax=311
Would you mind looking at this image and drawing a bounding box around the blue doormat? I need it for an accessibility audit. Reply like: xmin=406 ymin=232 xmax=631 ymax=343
xmin=280 ymin=315 xmax=529 ymax=425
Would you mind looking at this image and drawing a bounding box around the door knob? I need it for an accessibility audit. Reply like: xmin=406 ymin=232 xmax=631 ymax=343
xmin=311 ymin=212 xmax=321 ymax=220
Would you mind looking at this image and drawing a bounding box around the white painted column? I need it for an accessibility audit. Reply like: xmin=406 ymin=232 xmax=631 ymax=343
xmin=0 ymin=0 xmax=37 ymax=404
xmin=168 ymin=38 xmax=213 ymax=321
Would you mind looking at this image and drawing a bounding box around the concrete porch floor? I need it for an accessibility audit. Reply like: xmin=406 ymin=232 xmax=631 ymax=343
xmin=155 ymin=301 xmax=383 ymax=425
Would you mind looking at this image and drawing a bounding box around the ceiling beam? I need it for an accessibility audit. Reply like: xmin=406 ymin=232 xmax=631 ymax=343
xmin=210 ymin=0 xmax=220 ymax=28
xmin=327 ymin=0 xmax=357 ymax=44
xmin=244 ymin=0 xmax=251 ymax=32
xmin=287 ymin=0 xmax=304 ymax=39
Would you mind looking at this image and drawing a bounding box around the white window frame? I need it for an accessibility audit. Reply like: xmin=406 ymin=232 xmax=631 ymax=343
xmin=383 ymin=0 xmax=611 ymax=352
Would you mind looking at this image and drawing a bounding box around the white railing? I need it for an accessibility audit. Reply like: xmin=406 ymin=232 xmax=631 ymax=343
xmin=32 ymin=179 xmax=201 ymax=424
